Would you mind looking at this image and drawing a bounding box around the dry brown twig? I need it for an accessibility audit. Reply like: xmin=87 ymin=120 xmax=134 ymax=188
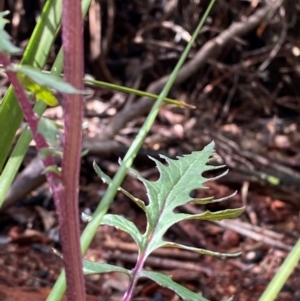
xmin=103 ymin=0 xmax=283 ymax=139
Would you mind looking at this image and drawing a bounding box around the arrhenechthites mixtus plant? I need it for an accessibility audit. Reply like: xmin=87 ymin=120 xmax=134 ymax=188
xmin=79 ymin=142 xmax=243 ymax=301
xmin=0 ymin=9 xmax=244 ymax=301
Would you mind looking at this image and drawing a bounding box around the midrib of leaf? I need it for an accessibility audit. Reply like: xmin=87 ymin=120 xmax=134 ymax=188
xmin=146 ymin=168 xmax=187 ymax=234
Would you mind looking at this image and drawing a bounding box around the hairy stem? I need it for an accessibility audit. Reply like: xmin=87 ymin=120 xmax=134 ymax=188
xmin=61 ymin=0 xmax=86 ymax=301
xmin=59 ymin=0 xmax=86 ymax=300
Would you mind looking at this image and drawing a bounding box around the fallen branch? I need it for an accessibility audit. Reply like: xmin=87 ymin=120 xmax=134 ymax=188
xmin=104 ymin=1 xmax=281 ymax=139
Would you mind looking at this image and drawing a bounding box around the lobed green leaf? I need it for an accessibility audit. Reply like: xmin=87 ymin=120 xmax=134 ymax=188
xmin=129 ymin=142 xmax=218 ymax=232
xmin=0 ymin=11 xmax=21 ymax=54
xmin=130 ymin=142 xmax=242 ymax=255
xmin=95 ymin=142 xmax=243 ymax=259
xmin=83 ymin=212 xmax=143 ymax=247
xmin=82 ymin=259 xmax=131 ymax=276
xmin=102 ymin=214 xmax=143 ymax=247
xmin=93 ymin=162 xmax=146 ymax=211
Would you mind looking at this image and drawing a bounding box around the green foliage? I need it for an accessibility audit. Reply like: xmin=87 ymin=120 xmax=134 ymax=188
xmin=48 ymin=3 xmax=218 ymax=298
xmin=38 ymin=118 xmax=60 ymax=147
xmin=258 ymin=239 xmax=300 ymax=301
xmin=6 ymin=64 xmax=87 ymax=106
xmin=0 ymin=11 xmax=21 ymax=54
xmin=139 ymin=271 xmax=212 ymax=301
xmin=83 ymin=142 xmax=243 ymax=300
xmin=0 ymin=0 xmax=92 ymax=207
xmin=0 ymin=0 xmax=64 ymax=171
xmin=9 ymin=65 xmax=86 ymax=94
xmin=17 ymin=71 xmax=59 ymax=106
xmin=41 ymin=165 xmax=61 ymax=175
xmin=82 ymin=260 xmax=130 ymax=276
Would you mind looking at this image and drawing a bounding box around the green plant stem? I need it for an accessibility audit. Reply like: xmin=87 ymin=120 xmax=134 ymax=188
xmin=48 ymin=1 xmax=216 ymax=300
xmin=58 ymin=0 xmax=86 ymax=300
xmin=259 ymin=239 xmax=300 ymax=301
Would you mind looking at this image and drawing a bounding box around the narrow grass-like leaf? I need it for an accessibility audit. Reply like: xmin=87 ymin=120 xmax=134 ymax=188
xmin=140 ymin=270 xmax=210 ymax=301
xmin=0 ymin=0 xmax=93 ymax=177
xmin=84 ymin=78 xmax=195 ymax=109
xmin=259 ymin=239 xmax=300 ymax=301
xmin=0 ymin=100 xmax=46 ymax=208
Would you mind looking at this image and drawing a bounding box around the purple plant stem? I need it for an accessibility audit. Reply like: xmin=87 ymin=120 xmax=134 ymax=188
xmin=60 ymin=0 xmax=86 ymax=300
xmin=123 ymin=252 xmax=147 ymax=301
xmin=0 ymin=53 xmax=64 ymax=204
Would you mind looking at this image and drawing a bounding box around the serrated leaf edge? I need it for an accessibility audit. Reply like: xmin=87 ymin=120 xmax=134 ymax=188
xmin=161 ymin=242 xmax=241 ymax=257
xmin=93 ymin=162 xmax=146 ymax=211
